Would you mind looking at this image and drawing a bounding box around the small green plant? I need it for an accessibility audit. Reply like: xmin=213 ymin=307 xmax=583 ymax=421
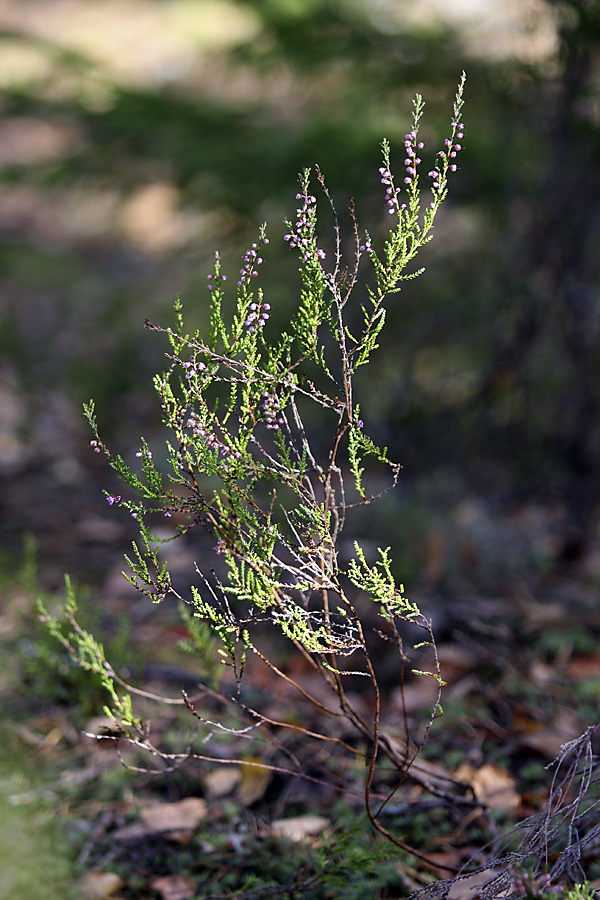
xmin=6 ymin=536 xmax=134 ymax=722
xmin=567 ymin=884 xmax=596 ymax=900
xmin=41 ymin=75 xmax=467 ymax=863
xmin=510 ymin=873 xmax=597 ymax=900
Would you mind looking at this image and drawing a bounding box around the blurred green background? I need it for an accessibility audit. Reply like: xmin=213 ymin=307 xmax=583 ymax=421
xmin=1 ymin=0 xmax=600 ymax=585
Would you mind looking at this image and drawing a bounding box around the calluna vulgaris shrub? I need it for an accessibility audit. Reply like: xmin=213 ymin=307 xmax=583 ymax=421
xmin=41 ymin=75 xmax=467 ymax=861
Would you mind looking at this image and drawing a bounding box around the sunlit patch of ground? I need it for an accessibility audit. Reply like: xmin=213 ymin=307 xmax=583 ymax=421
xmin=0 ymin=0 xmax=260 ymax=88
xmin=0 ymin=0 xmax=558 ymax=99
xmin=0 ymin=0 xmax=558 ymax=261
xmin=371 ymin=0 xmax=557 ymax=65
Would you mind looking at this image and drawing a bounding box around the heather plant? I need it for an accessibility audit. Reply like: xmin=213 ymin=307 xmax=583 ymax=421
xmin=41 ymin=76 xmax=468 ymax=862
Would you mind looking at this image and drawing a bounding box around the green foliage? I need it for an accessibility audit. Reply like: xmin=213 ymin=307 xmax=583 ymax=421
xmin=42 ymin=76 xmax=467 ymax=864
xmin=82 ymin=76 xmax=466 ymax=670
xmin=9 ymin=537 xmax=136 ymax=722
xmin=566 ymin=884 xmax=595 ymax=900
xmin=38 ymin=576 xmax=142 ymax=733
xmin=347 ymin=542 xmax=418 ymax=622
xmin=177 ymin=601 xmax=223 ymax=691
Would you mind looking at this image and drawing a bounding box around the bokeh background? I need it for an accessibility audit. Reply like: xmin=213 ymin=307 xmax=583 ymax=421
xmin=2 ymin=0 xmax=600 ymax=594
xmin=2 ymin=2 xmax=600 ymax=896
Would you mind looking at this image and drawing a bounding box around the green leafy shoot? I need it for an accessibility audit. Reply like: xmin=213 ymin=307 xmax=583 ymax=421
xmin=43 ymin=77 xmax=467 ymax=859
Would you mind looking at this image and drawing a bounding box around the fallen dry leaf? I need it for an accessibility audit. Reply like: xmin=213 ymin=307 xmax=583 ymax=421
xmin=203 ymin=765 xmax=241 ymax=799
xmin=141 ymin=797 xmax=206 ymax=831
xmin=567 ymin=654 xmax=600 ymax=679
xmin=424 ymin=847 xmax=478 ymax=881
xmin=454 ymin=763 xmax=520 ymax=812
xmin=151 ymin=874 xmax=197 ymax=900
xmin=514 ymin=707 xmax=582 ymax=759
xmin=113 ymin=797 xmax=206 ymax=841
xmin=447 ymin=868 xmax=511 ymax=900
xmin=236 ymin=760 xmax=272 ymax=806
xmin=271 ymin=814 xmax=330 ymax=842
xmin=80 ymin=871 xmax=124 ymax=900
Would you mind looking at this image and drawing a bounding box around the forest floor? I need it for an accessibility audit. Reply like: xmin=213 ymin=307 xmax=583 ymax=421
xmin=3 ymin=454 xmax=600 ymax=900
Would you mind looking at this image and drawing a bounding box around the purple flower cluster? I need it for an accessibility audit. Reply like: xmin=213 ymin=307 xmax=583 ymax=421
xmin=206 ymin=273 xmax=227 ymax=292
xmin=187 ymin=413 xmax=223 ymax=454
xmin=181 ymin=354 xmax=207 ymax=380
xmin=284 ymin=191 xmax=326 ymax=263
xmin=378 ymin=128 xmax=423 ymax=217
xmin=262 ymin=391 xmax=283 ymax=431
xmin=245 ymin=298 xmax=270 ymax=333
xmin=447 ymin=118 xmax=465 ymax=171
xmin=403 ymin=129 xmax=424 ymax=186
xmin=238 ymin=238 xmax=269 ymax=289
xmin=105 ymin=494 xmax=139 ymax=520
xmin=187 ymin=412 xmax=241 ymax=460
xmin=379 ymin=162 xmax=401 ymax=216
xmin=89 ymin=439 xmax=101 ymax=453
xmin=428 ymin=120 xmax=465 ymax=190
